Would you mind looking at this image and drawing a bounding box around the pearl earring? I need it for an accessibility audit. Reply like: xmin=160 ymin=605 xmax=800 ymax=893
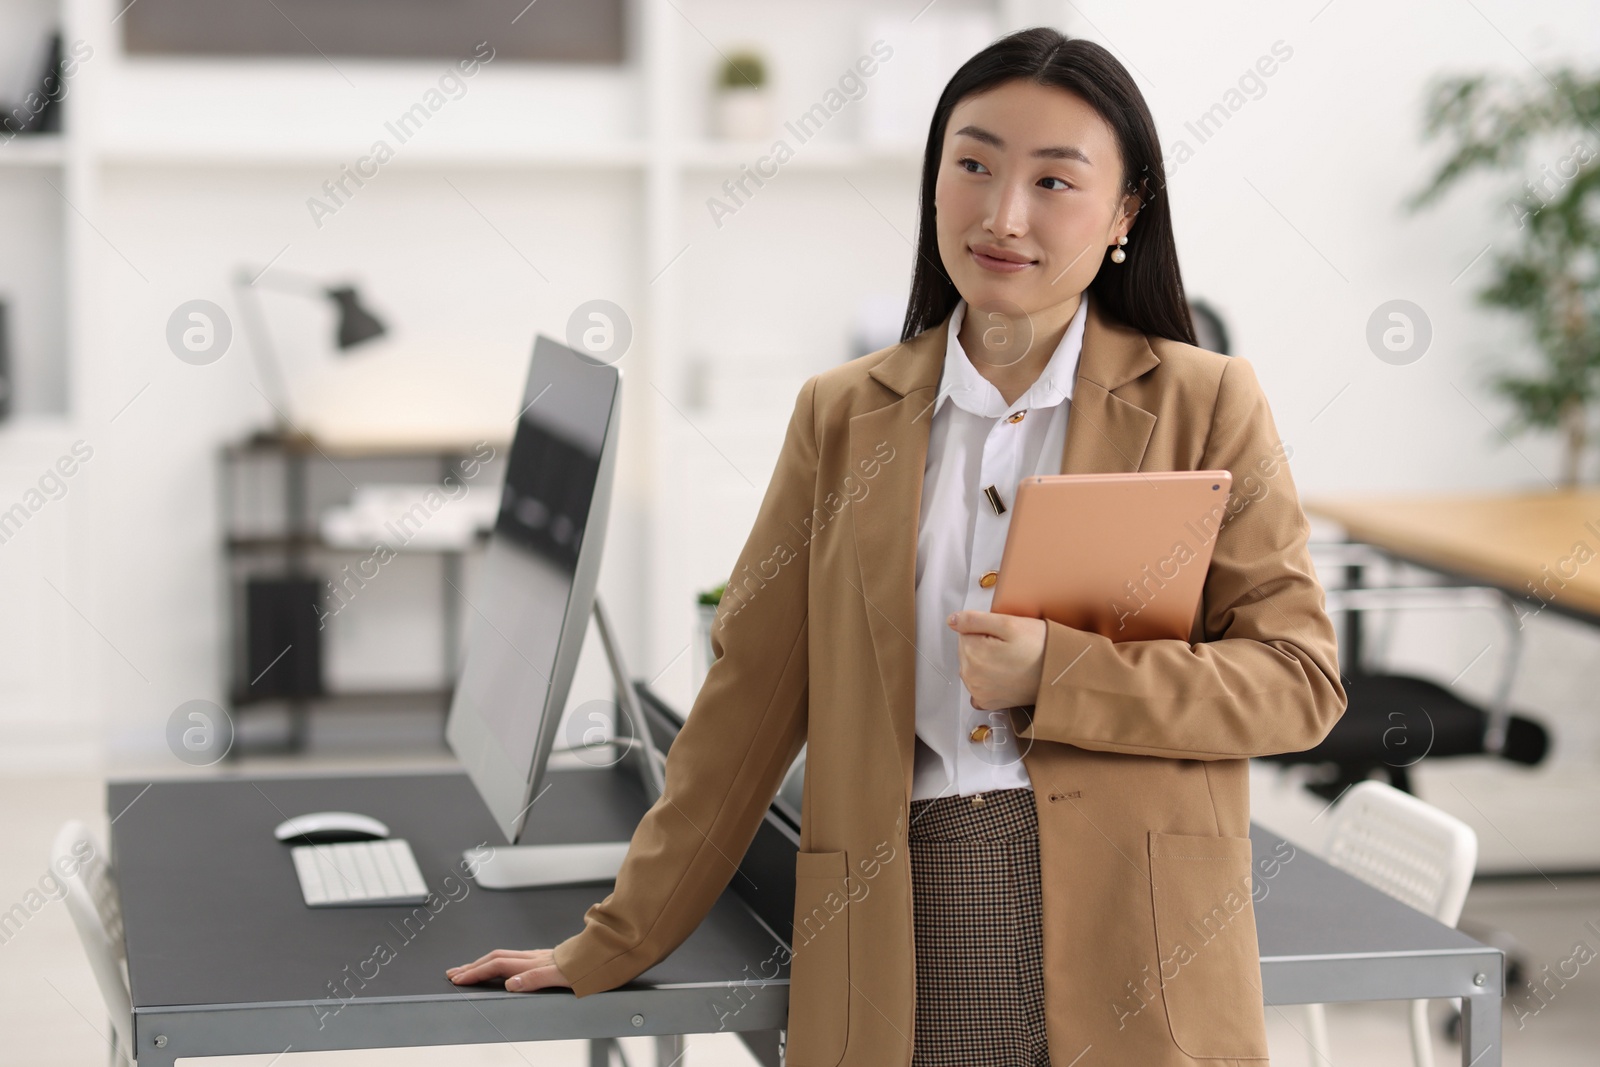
xmin=1110 ymin=235 xmax=1128 ymax=264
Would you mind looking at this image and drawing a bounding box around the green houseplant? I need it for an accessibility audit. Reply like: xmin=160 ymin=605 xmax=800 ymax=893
xmin=718 ymin=51 xmax=767 ymax=92
xmin=692 ymin=582 xmax=727 ymax=694
xmin=712 ymin=49 xmax=772 ymax=141
xmin=1406 ymin=66 xmax=1600 ymax=486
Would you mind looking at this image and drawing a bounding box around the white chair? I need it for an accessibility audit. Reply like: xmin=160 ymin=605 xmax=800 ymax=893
xmin=52 ymin=820 xmax=135 ymax=1067
xmin=1303 ymin=781 xmax=1478 ymax=1067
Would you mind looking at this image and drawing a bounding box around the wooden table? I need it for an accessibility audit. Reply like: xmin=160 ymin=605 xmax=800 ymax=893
xmin=1306 ymin=490 xmax=1600 ymax=626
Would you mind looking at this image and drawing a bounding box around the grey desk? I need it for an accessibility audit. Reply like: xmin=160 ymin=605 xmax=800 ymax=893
xmin=108 ymin=687 xmax=1503 ymax=1066
xmin=108 ymin=764 xmax=794 ymax=1067
xmin=1250 ymin=824 xmax=1503 ymax=1065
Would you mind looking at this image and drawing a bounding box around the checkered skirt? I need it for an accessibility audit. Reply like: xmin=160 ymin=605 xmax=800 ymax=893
xmin=908 ymin=786 xmax=1050 ymax=1066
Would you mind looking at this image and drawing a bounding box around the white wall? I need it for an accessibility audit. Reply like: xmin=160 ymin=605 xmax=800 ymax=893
xmin=1 ymin=0 xmax=1598 ymax=778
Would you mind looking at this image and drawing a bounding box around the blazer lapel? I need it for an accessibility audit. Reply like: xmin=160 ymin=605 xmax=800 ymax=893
xmin=1060 ymin=303 xmax=1160 ymax=475
xmin=849 ymin=297 xmax=1162 ymax=800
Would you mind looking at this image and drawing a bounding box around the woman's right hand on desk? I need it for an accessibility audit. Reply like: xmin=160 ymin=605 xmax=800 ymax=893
xmin=447 ymin=948 xmax=571 ymax=992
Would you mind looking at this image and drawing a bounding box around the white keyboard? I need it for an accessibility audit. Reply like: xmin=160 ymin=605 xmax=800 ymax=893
xmin=290 ymin=839 xmax=430 ymax=907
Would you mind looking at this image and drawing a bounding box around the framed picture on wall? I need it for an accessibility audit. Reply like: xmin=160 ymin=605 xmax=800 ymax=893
xmin=120 ymin=0 xmax=626 ymax=63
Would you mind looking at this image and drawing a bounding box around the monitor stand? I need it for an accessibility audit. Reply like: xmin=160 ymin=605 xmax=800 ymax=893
xmin=469 ymin=595 xmax=670 ymax=890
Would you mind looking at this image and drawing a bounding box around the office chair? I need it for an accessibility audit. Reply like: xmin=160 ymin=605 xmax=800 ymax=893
xmin=52 ymin=820 xmax=135 ymax=1067
xmin=1258 ymin=542 xmax=1551 ymax=801
xmin=1188 ymin=297 xmax=1231 ymax=355
xmin=1258 ymin=541 xmax=1541 ymax=1029
xmin=1302 ymin=780 xmax=1478 ymax=1067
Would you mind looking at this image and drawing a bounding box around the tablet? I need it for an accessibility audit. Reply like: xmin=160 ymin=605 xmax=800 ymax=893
xmin=989 ymin=470 xmax=1234 ymax=642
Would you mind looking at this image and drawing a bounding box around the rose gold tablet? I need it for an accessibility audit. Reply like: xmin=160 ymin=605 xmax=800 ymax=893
xmin=990 ymin=470 xmax=1234 ymax=642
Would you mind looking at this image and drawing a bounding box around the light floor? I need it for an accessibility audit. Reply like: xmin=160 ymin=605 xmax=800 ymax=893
xmin=4 ymin=753 xmax=1598 ymax=1066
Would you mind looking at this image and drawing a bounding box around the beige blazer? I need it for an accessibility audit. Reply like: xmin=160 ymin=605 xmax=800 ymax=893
xmin=553 ymin=298 xmax=1348 ymax=1066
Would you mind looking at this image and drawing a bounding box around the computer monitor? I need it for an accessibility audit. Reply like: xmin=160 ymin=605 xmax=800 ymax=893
xmin=445 ymin=334 xmax=662 ymax=889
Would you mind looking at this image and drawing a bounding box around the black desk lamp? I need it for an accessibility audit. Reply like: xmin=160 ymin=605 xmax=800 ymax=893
xmin=232 ymin=267 xmax=388 ymax=440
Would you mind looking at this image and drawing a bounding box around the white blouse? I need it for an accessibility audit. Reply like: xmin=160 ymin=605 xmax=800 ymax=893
xmin=910 ymin=293 xmax=1089 ymax=801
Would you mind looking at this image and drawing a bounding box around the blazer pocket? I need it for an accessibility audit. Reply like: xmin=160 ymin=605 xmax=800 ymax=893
xmin=785 ymin=849 xmax=851 ymax=1067
xmin=1147 ymin=831 xmax=1270 ymax=1060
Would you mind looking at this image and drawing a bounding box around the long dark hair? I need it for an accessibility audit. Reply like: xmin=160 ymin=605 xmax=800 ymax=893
xmin=900 ymin=27 xmax=1195 ymax=347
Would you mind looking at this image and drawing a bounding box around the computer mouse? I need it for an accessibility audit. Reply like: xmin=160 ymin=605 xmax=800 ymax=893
xmin=273 ymin=811 xmax=391 ymax=844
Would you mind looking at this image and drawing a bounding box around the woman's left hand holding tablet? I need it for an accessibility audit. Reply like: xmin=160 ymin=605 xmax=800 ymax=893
xmin=447 ymin=948 xmax=570 ymax=992
xmin=948 ymin=611 xmax=1047 ymax=710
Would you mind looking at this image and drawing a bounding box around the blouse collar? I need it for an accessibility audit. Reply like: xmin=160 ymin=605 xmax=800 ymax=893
xmin=932 ymin=292 xmax=1088 ymax=419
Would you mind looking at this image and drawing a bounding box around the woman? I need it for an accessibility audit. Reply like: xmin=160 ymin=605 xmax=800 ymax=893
xmin=449 ymin=27 xmax=1346 ymax=1067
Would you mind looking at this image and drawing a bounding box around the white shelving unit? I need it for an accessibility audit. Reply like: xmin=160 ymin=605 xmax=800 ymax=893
xmin=0 ymin=6 xmax=77 ymax=421
xmin=0 ymin=0 xmax=1066 ymax=765
xmin=0 ymin=131 xmax=67 ymax=167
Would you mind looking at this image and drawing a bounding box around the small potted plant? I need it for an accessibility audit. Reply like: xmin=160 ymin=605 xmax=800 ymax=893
xmin=692 ymin=582 xmax=727 ymax=694
xmin=712 ymin=49 xmax=771 ymax=142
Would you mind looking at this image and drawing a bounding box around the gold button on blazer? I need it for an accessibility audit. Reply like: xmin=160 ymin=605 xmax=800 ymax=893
xmin=553 ymin=298 xmax=1348 ymax=1066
